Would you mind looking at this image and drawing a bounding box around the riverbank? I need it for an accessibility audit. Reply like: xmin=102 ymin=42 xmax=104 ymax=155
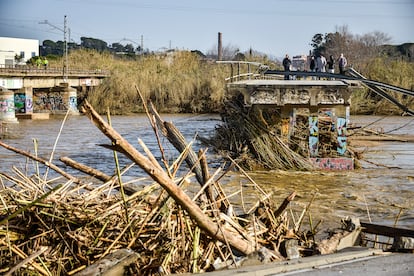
xmin=44 ymin=49 xmax=414 ymax=115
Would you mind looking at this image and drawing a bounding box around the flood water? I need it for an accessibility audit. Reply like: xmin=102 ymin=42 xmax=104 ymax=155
xmin=1 ymin=113 xmax=413 ymax=232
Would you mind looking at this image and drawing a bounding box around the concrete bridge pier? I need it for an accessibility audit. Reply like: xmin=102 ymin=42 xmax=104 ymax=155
xmin=0 ymin=87 xmax=19 ymax=123
xmin=57 ymin=82 xmax=79 ymax=115
xmin=18 ymin=86 xmax=33 ymax=114
xmin=0 ymin=86 xmax=19 ymax=138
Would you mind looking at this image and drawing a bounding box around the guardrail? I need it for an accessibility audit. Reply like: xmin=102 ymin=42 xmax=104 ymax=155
xmin=216 ymin=61 xmax=280 ymax=82
xmin=0 ymin=65 xmax=110 ymax=77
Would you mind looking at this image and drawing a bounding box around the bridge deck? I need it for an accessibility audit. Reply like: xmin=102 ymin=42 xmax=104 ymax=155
xmin=227 ymin=79 xmax=354 ymax=106
xmin=228 ymin=79 xmax=349 ymax=87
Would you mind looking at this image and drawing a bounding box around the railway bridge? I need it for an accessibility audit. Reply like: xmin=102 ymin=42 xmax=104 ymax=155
xmin=0 ymin=65 xmax=109 ymax=120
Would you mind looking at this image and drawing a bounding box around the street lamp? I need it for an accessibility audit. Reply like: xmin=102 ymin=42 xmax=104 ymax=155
xmin=39 ymin=15 xmax=68 ymax=82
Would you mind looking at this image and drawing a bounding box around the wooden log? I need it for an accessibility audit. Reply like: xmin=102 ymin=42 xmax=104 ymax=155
xmin=60 ymin=156 xmax=111 ymax=182
xmin=273 ymin=191 xmax=296 ymax=218
xmin=59 ymin=156 xmax=139 ymax=195
xmin=81 ymin=100 xmax=256 ymax=255
xmin=148 ymin=102 xmax=205 ymax=186
xmin=0 ymin=141 xmax=87 ymax=188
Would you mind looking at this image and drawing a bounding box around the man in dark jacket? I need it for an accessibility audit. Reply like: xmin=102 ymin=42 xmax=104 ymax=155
xmin=282 ymin=54 xmax=291 ymax=80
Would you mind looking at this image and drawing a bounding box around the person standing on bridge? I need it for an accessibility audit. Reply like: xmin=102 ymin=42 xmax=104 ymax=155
xmin=316 ymin=54 xmax=327 ymax=79
xmin=309 ymin=56 xmax=316 ymax=80
xmin=316 ymin=54 xmax=327 ymax=73
xmin=43 ymin=57 xmax=48 ymax=70
xmin=327 ymin=55 xmax=335 ymax=73
xmin=327 ymin=55 xmax=335 ymax=79
xmin=338 ymin=53 xmax=347 ymax=75
xmin=282 ymin=54 xmax=292 ymax=80
xmin=35 ymin=57 xmax=42 ymax=69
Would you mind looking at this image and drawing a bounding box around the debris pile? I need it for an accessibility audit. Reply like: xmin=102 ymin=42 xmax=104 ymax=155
xmin=1 ymin=98 xmax=413 ymax=275
xmin=0 ymin=100 xmax=327 ymax=275
xmin=203 ymin=97 xmax=358 ymax=170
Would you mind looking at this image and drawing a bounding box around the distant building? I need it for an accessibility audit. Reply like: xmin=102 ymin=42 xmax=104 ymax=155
xmin=291 ymin=54 xmax=308 ymax=71
xmin=0 ymin=37 xmax=39 ymax=67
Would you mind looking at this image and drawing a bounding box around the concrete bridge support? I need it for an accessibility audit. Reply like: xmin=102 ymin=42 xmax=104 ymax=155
xmin=0 ymin=66 xmax=109 ymax=119
xmin=14 ymin=83 xmax=80 ymax=119
xmin=17 ymin=86 xmax=33 ymax=114
xmin=0 ymin=87 xmax=18 ymax=123
xmin=227 ymin=79 xmax=355 ymax=170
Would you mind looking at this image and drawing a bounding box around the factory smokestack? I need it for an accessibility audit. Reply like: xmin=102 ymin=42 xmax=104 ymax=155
xmin=218 ymin=32 xmax=223 ymax=61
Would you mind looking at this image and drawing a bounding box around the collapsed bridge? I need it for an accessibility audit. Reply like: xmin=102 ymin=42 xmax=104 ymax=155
xmin=216 ymin=61 xmax=414 ymax=170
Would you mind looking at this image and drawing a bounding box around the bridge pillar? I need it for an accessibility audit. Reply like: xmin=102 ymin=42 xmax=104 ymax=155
xmin=18 ymin=86 xmax=34 ymax=114
xmin=335 ymin=105 xmax=349 ymax=156
xmin=60 ymin=83 xmax=79 ymax=114
xmin=308 ymin=107 xmax=319 ymax=157
xmin=0 ymin=86 xmax=19 ymax=124
xmin=280 ymin=106 xmax=294 ymax=144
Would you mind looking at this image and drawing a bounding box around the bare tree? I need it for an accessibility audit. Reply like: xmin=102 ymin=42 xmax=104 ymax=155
xmin=310 ymin=25 xmax=393 ymax=70
xmin=207 ymin=43 xmax=240 ymax=60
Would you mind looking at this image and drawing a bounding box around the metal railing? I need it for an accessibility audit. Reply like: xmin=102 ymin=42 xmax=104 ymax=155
xmin=216 ymin=61 xmax=278 ymax=82
xmin=0 ymin=64 xmax=110 ymax=77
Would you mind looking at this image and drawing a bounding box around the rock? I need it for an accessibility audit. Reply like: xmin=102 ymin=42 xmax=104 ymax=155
xmin=74 ymin=248 xmax=140 ymax=276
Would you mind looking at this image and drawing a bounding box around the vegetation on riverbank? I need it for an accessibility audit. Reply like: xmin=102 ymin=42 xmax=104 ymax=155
xmin=43 ymin=25 xmax=413 ymax=115
xmin=351 ymin=57 xmax=414 ymax=115
xmin=46 ymin=48 xmax=413 ymax=115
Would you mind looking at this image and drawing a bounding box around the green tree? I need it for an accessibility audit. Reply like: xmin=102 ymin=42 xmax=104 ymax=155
xmin=124 ymin=43 xmax=135 ymax=54
xmin=81 ymin=37 xmax=108 ymax=52
xmin=110 ymin=42 xmax=125 ymax=53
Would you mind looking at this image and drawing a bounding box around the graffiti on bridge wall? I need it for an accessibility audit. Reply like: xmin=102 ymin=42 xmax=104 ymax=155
xmin=69 ymin=96 xmax=77 ymax=111
xmin=0 ymin=98 xmax=14 ymax=113
xmin=34 ymin=92 xmax=66 ymax=111
xmin=14 ymin=93 xmax=33 ymax=113
xmin=309 ymin=116 xmax=318 ymax=157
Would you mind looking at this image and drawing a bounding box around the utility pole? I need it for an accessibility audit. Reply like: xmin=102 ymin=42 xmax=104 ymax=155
xmin=63 ymin=15 xmax=68 ymax=82
xmin=140 ymin=35 xmax=144 ymax=53
xmin=39 ymin=15 xmax=68 ymax=82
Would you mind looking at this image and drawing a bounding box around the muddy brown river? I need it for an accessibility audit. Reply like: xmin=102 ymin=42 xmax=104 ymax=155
xmin=1 ymin=114 xmax=413 ymax=233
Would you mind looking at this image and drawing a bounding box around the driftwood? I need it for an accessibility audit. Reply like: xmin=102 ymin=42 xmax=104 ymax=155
xmin=74 ymin=248 xmax=140 ymax=276
xmin=316 ymin=217 xmax=362 ymax=254
xmin=0 ymin=140 xmax=86 ymax=187
xmin=274 ymin=191 xmax=297 ymax=218
xmin=148 ymin=101 xmax=205 ymax=186
xmin=59 ymin=156 xmax=111 ymax=182
xmin=81 ymin=100 xmax=257 ymax=255
xmin=59 ymin=156 xmax=140 ymax=195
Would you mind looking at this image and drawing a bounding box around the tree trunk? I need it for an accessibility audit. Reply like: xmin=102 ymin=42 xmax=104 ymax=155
xmin=81 ymin=100 xmax=256 ymax=255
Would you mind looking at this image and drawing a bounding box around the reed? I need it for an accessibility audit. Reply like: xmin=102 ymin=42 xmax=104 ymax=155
xmin=47 ymin=49 xmax=232 ymax=114
xmin=351 ymin=57 xmax=414 ymax=115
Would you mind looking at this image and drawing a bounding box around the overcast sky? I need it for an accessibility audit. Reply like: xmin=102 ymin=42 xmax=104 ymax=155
xmin=1 ymin=0 xmax=413 ymax=58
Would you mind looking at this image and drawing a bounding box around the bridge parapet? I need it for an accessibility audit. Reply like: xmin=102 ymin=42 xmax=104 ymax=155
xmin=0 ymin=65 xmax=109 ymax=78
xmin=227 ymin=79 xmax=352 ymax=107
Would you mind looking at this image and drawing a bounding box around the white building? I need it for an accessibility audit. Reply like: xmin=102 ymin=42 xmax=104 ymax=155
xmin=0 ymin=37 xmax=39 ymax=67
